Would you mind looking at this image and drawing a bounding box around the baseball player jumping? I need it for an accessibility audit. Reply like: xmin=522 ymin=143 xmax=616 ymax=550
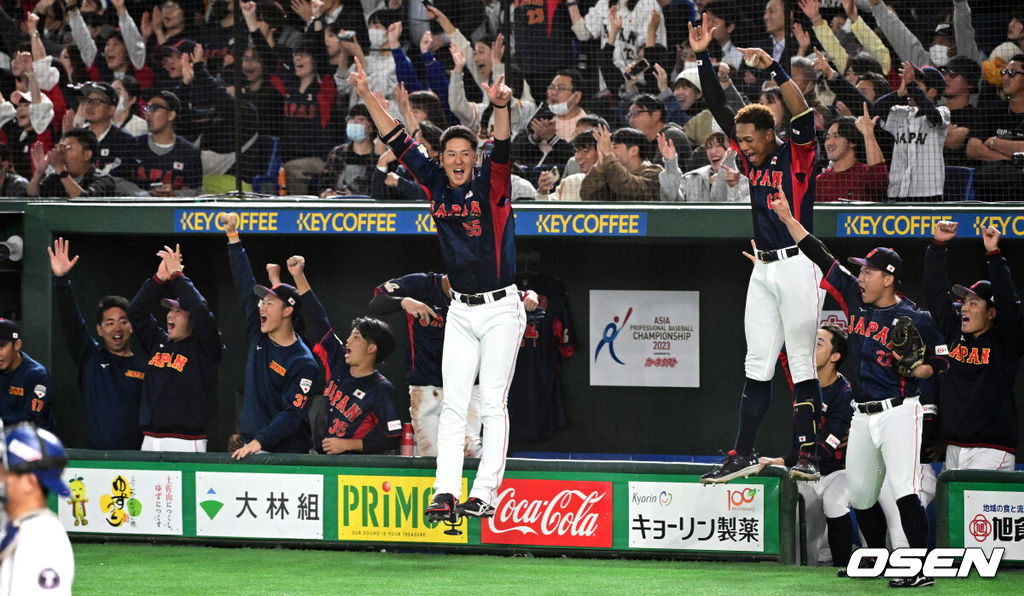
xmin=349 ymin=58 xmax=525 ymax=522
xmin=690 ymin=13 xmax=825 ymax=483
xmin=771 ymin=189 xmax=948 ymax=588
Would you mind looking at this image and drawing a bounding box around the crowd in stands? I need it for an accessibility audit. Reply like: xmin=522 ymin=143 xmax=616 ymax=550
xmin=0 ymin=0 xmax=1021 ymax=201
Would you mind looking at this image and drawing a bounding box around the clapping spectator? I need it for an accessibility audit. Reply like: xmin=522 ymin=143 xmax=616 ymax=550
xmin=661 ymin=131 xmax=750 ymax=203
xmin=27 ymin=130 xmax=115 ymax=198
xmin=69 ymin=0 xmax=155 ymax=89
xmin=580 ymin=126 xmax=661 ymax=201
xmin=0 ymin=54 xmax=56 ymax=179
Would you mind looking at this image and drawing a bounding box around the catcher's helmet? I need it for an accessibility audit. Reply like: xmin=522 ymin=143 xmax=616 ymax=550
xmin=2 ymin=423 xmax=69 ymax=497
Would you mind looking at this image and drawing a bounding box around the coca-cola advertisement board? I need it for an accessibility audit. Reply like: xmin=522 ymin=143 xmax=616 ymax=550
xmin=480 ymin=479 xmax=613 ymax=547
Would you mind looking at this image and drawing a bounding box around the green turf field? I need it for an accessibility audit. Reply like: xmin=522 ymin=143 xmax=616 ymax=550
xmin=71 ymin=543 xmax=1024 ymax=595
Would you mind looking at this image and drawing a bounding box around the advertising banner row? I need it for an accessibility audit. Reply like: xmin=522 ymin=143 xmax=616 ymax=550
xmin=947 ymin=483 xmax=1024 ymax=562
xmin=54 ymin=464 xmax=780 ymax=555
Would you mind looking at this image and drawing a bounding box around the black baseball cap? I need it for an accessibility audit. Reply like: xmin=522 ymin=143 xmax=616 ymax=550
xmin=934 ymin=22 xmax=954 ymax=40
xmin=160 ymin=298 xmax=187 ymax=310
xmin=0 ymin=318 xmax=20 ymax=343
xmin=848 ymin=247 xmax=903 ymax=280
xmin=917 ymin=66 xmax=946 ymax=96
xmin=80 ymin=82 xmax=118 ymax=105
xmin=941 ymin=56 xmax=982 ymax=89
xmin=254 ymin=284 xmax=301 ymax=309
xmin=158 ymin=39 xmax=198 ymax=59
xmin=953 ymin=280 xmax=994 ymax=307
xmin=144 ymin=89 xmax=182 ymax=113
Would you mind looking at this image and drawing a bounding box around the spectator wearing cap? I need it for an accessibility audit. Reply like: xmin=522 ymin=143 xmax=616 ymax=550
xmin=278 ymin=39 xmax=340 ymax=195
xmin=128 ymin=244 xmax=223 ymax=452
xmin=924 ymin=221 xmax=1023 ymax=471
xmin=0 ymin=54 xmax=56 ymax=179
xmin=316 ymin=103 xmax=376 ymax=197
xmin=668 ymin=68 xmax=702 ymax=124
xmin=171 ymin=46 xmax=259 ymax=181
xmin=965 ymin=54 xmax=1024 ymax=201
xmin=220 ymin=214 xmax=318 ymax=458
xmin=939 ymin=55 xmax=982 ymax=164
xmin=143 ymin=0 xmax=194 ymax=51
xmin=27 ymin=129 xmax=116 ymax=198
xmin=153 ymin=39 xmax=196 ymax=92
xmin=128 ymin=90 xmax=203 ymax=196
xmin=816 ymin=115 xmax=887 ymax=203
xmin=872 ymin=62 xmax=949 ymax=201
xmin=67 ymin=82 xmax=138 ymax=178
xmin=49 ymin=237 xmax=145 ymax=450
xmin=0 ymin=319 xmax=55 ymax=431
xmin=580 ymin=126 xmax=662 ymax=202
xmin=69 ymin=0 xmax=155 ymax=90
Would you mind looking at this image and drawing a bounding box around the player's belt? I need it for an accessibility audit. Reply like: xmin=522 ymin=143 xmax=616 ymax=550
xmin=452 ymin=285 xmax=514 ymax=306
xmin=856 ymin=395 xmax=918 ymax=415
xmin=756 ymin=246 xmax=800 ymax=264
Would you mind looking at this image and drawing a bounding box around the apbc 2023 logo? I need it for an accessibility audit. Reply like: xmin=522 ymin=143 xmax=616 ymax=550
xmin=482 ymin=479 xmax=613 ymax=548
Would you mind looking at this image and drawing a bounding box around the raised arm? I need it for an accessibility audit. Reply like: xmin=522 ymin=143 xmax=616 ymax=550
xmin=482 ymin=75 xmax=512 ymax=142
xmin=690 ymin=13 xmax=735 ymax=136
xmin=855 ymin=102 xmax=883 ymax=166
xmin=349 ymin=57 xmax=402 ymax=139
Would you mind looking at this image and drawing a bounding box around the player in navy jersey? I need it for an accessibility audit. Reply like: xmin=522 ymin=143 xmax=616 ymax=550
xmin=771 ymin=189 xmax=948 ymax=588
xmin=690 ymin=13 xmax=825 ymax=483
xmin=129 ymin=244 xmax=223 ymax=452
xmin=924 ymin=221 xmax=1023 ymax=470
xmin=350 ymin=56 xmax=525 ymax=521
xmin=275 ymin=256 xmax=402 ymax=455
xmin=49 ymin=238 xmax=144 ymax=450
xmin=221 ymin=216 xmax=319 ymax=458
xmin=0 ymin=320 xmax=54 ymax=431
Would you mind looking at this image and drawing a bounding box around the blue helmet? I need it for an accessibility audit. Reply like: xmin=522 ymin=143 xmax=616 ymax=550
xmin=3 ymin=423 xmax=69 ymax=497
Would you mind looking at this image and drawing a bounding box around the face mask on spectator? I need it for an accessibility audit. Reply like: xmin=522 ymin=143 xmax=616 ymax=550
xmin=548 ymin=100 xmax=571 ymax=116
xmin=929 ymin=44 xmax=951 ymax=67
xmin=368 ymin=29 xmax=387 ymax=48
xmin=347 ymin=122 xmax=368 ymax=142
xmin=115 ymin=95 xmax=129 ymax=115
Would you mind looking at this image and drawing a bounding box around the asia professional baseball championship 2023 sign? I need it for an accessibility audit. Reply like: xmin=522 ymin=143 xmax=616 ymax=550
xmin=589 ymin=290 xmax=699 ymax=387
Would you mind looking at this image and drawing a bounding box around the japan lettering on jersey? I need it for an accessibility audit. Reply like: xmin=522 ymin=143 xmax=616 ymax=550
xmin=732 ymin=110 xmax=817 ymax=251
xmin=821 ymin=262 xmax=948 ymax=402
xmin=131 ymin=135 xmax=203 ymax=191
xmin=322 ymin=372 xmax=401 ymax=441
xmin=388 ymin=129 xmax=515 ymax=294
xmin=373 ymin=272 xmax=447 ymax=387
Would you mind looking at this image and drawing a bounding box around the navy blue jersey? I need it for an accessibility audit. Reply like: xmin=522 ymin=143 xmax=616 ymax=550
xmin=822 ymin=262 xmax=949 ymax=402
xmin=229 ymin=243 xmax=317 ymax=453
xmin=94 ymin=124 xmax=139 ymax=178
xmin=923 ymin=243 xmax=1023 ymax=453
xmin=373 ymin=272 xmax=448 ymax=387
xmin=697 ymin=49 xmax=817 ymax=251
xmin=302 ymin=290 xmax=402 ymax=454
xmin=508 ymin=273 xmax=577 ymax=443
xmin=129 ymin=273 xmax=223 ymax=437
xmin=130 ymin=134 xmax=203 ymax=191
xmin=0 ymin=351 xmax=54 ymax=431
xmin=817 ymin=374 xmax=854 ymax=475
xmin=54 ymin=276 xmax=144 ymax=449
xmin=386 ymin=127 xmax=516 ymax=294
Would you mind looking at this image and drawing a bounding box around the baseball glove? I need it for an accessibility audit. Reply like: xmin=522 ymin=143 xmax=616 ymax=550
xmin=891 ymin=316 xmax=926 ymax=377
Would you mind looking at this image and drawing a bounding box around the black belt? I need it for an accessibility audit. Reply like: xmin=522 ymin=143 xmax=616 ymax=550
xmin=455 ymin=288 xmax=507 ymax=306
xmin=757 ymin=246 xmax=800 ymax=264
xmin=856 ymin=396 xmax=912 ymax=415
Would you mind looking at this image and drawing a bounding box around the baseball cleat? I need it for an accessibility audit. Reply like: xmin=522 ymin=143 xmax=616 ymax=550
xmin=425 ymin=492 xmax=457 ymax=524
xmin=456 ymin=497 xmax=496 ymax=518
xmin=700 ymin=450 xmax=763 ymax=484
xmin=790 ymin=454 xmax=820 ymax=481
xmin=888 ymin=573 xmax=934 ymax=588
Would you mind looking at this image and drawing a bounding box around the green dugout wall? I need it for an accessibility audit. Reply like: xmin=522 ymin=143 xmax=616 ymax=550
xmin=7 ymin=200 xmax=1024 ymax=456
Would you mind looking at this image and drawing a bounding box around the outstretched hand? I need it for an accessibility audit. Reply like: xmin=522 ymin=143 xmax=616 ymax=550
xmin=347 ymin=56 xmax=372 ymax=98
xmin=737 ymin=47 xmax=773 ymax=70
xmin=481 ymin=74 xmax=512 ymax=105
xmin=656 ymin=132 xmax=675 ymax=161
xmin=687 ymin=12 xmax=716 ymax=53
xmin=742 ymin=238 xmax=758 ymax=265
xmin=770 ymin=183 xmax=793 ymax=222
xmin=932 ymin=220 xmax=958 ymax=242
xmin=48 ymin=237 xmax=79 ymax=277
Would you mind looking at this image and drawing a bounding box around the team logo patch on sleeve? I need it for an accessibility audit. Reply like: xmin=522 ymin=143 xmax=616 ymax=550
xmin=826 ymin=434 xmax=840 ymax=449
xmin=935 ymin=345 xmax=949 ymax=356
xmin=387 ymin=420 xmax=402 ymax=432
xmin=353 ymin=389 xmax=365 ymax=400
xmin=417 ymin=144 xmax=429 ymax=158
xmin=34 ymin=384 xmax=46 ymax=399
xmin=384 ymin=281 xmax=400 ymax=293
xmin=300 ymin=378 xmax=312 ymax=394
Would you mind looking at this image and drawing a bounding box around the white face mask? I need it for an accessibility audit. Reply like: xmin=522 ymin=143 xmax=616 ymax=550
xmin=929 ymin=44 xmax=951 ymax=67
xmin=548 ymin=100 xmax=570 ymax=116
xmin=368 ymin=29 xmax=387 ymax=49
xmin=115 ymin=95 xmax=129 ymax=115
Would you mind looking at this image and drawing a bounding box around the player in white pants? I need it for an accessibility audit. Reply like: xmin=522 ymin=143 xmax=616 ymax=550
xmin=878 ymin=463 xmax=937 ymax=549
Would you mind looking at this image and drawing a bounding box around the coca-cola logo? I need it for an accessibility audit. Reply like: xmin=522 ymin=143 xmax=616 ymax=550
xmin=481 ymin=479 xmax=613 ymax=547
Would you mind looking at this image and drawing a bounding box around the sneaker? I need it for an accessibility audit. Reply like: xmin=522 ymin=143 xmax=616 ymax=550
xmin=790 ymin=453 xmax=821 ymax=481
xmin=425 ymin=492 xmax=456 ymax=523
xmin=456 ymin=497 xmax=496 ymax=518
xmin=700 ymin=450 xmax=763 ymax=484
xmin=888 ymin=573 xmax=934 ymax=588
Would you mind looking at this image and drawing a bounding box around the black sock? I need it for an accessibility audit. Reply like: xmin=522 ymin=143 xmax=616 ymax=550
xmin=792 ymin=379 xmax=821 ymax=456
xmin=896 ymin=494 xmax=929 ymax=549
xmin=734 ymin=378 xmax=772 ymax=456
xmin=826 ymin=513 xmax=854 ymax=567
xmin=854 ymin=503 xmax=887 ymax=548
